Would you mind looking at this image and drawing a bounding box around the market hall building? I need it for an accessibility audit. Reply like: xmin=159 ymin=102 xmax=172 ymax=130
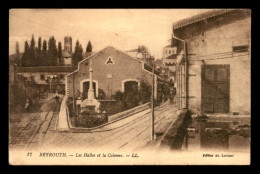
xmin=172 ymin=9 xmax=251 ymax=115
xmin=65 ymin=46 xmax=158 ymax=100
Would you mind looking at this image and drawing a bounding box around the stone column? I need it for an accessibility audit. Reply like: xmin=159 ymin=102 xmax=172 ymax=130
xmin=88 ymin=59 xmax=94 ymax=101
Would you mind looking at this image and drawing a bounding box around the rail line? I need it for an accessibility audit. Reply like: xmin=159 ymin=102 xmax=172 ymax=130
xmin=49 ymin=104 xmax=170 ymax=148
xmin=9 ymin=96 xmax=62 ymax=149
xmin=26 ymin=98 xmax=62 ymax=149
xmin=85 ymin=104 xmax=176 ymax=148
xmin=117 ymin=110 xmax=178 ymax=150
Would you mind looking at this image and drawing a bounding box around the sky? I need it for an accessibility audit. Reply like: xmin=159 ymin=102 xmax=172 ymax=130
xmin=9 ymin=9 xmax=211 ymax=59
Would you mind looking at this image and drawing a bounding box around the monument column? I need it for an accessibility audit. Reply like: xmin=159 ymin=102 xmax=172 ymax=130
xmin=88 ymin=59 xmax=94 ymax=101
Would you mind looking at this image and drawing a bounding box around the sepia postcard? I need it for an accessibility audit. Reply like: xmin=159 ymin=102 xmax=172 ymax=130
xmin=9 ymin=8 xmax=251 ymax=165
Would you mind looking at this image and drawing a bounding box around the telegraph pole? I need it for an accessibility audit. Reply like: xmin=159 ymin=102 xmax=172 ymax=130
xmin=151 ymin=58 xmax=155 ymax=141
xmin=72 ymin=71 xmax=76 ymax=112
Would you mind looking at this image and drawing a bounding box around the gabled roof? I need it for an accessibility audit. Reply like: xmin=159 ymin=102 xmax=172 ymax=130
xmin=67 ymin=46 xmax=158 ymax=77
xmin=173 ymin=9 xmax=235 ymax=29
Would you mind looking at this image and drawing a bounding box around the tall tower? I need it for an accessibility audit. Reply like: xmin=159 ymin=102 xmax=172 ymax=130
xmin=64 ymin=36 xmax=72 ymax=53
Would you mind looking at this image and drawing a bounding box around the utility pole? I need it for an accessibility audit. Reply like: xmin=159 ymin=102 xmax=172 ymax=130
xmin=151 ymin=59 xmax=155 ymax=141
xmin=72 ymin=72 xmax=76 ymax=112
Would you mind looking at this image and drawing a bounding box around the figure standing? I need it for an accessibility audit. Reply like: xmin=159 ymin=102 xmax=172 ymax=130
xmin=25 ymin=99 xmax=30 ymax=112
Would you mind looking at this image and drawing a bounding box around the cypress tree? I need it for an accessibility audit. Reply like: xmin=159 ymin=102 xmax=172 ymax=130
xmin=29 ymin=35 xmax=36 ymax=66
xmin=58 ymin=42 xmax=62 ymax=64
xmin=15 ymin=41 xmax=20 ymax=65
xmin=42 ymin=40 xmax=48 ymax=66
xmin=86 ymin=41 xmax=92 ymax=53
xmin=73 ymin=40 xmax=83 ymax=66
xmin=37 ymin=37 xmax=42 ymax=66
xmin=48 ymin=36 xmax=58 ymax=66
xmin=21 ymin=41 xmax=29 ymax=66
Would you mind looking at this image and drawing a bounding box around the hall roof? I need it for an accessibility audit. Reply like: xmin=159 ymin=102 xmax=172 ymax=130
xmin=173 ymin=9 xmax=234 ymax=29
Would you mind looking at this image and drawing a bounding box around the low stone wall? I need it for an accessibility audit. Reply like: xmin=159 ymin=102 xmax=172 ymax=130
xmin=160 ymin=109 xmax=191 ymax=149
xmin=108 ymin=102 xmax=151 ymax=122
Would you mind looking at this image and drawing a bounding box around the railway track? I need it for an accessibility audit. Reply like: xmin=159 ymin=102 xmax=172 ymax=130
xmin=26 ymin=102 xmax=61 ymax=150
xmin=9 ymin=96 xmax=62 ymax=150
xmin=38 ymin=101 xmax=178 ymax=151
xmin=85 ymin=103 xmax=177 ymax=149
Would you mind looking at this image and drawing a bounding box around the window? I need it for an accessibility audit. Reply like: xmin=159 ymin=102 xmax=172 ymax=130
xmin=232 ymin=45 xmax=249 ymax=53
xmin=40 ymin=74 xmax=45 ymax=80
xmin=105 ymin=57 xmax=114 ymax=65
xmin=169 ymin=50 xmax=171 ymax=54
xmin=217 ymin=68 xmax=227 ymax=81
xmin=205 ymin=68 xmax=214 ymax=81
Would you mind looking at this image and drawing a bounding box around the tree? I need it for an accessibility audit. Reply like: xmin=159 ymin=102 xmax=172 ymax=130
xmin=58 ymin=42 xmax=63 ymax=64
xmin=73 ymin=40 xmax=83 ymax=66
xmin=138 ymin=45 xmax=148 ymax=53
xmin=42 ymin=40 xmax=48 ymax=66
xmin=86 ymin=41 xmax=93 ymax=53
xmin=29 ymin=35 xmax=36 ymax=66
xmin=21 ymin=41 xmax=30 ymax=66
xmin=37 ymin=37 xmax=42 ymax=53
xmin=36 ymin=37 xmax=42 ymax=66
xmin=139 ymin=80 xmax=152 ymax=104
xmin=14 ymin=41 xmax=20 ymax=65
xmin=48 ymin=36 xmax=58 ymax=66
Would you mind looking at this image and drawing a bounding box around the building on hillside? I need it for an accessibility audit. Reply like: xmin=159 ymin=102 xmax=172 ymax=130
xmin=125 ymin=49 xmax=139 ymax=58
xmin=172 ymin=9 xmax=251 ymax=115
xmin=65 ymin=46 xmax=159 ymax=100
xmin=125 ymin=48 xmax=154 ymax=67
xmin=16 ymin=66 xmax=76 ymax=93
xmin=58 ymin=36 xmax=96 ymax=66
xmin=162 ymin=45 xmax=178 ymax=82
xmin=163 ymin=54 xmax=177 ymax=72
xmin=61 ymin=50 xmax=73 ymax=66
xmin=162 ymin=45 xmax=177 ymax=59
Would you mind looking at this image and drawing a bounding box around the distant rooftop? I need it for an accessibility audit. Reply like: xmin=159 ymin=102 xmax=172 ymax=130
xmin=125 ymin=49 xmax=139 ymax=52
xmin=62 ymin=50 xmax=72 ymax=58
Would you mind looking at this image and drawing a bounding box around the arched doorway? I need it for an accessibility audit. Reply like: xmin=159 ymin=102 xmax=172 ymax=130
xmin=122 ymin=79 xmax=139 ymax=94
xmin=82 ymin=81 xmax=97 ymax=99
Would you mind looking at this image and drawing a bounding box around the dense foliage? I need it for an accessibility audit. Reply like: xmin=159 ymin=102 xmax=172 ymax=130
xmin=19 ymin=35 xmax=88 ymax=67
